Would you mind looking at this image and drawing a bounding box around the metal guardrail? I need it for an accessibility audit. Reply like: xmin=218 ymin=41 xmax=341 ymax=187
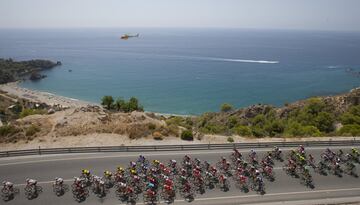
xmin=0 ymin=139 xmax=359 ymax=158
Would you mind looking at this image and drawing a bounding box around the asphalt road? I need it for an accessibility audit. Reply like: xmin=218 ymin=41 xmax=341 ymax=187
xmin=1 ymin=146 xmax=360 ymax=205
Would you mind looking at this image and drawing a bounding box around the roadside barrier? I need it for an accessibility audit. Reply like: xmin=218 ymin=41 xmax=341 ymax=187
xmin=1 ymin=139 xmax=359 ymax=158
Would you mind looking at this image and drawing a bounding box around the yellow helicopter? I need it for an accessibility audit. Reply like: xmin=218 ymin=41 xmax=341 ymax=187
xmin=120 ymin=33 xmax=139 ymax=40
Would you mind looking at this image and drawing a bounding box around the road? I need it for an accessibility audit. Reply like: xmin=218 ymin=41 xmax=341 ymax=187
xmin=1 ymin=146 xmax=360 ymax=205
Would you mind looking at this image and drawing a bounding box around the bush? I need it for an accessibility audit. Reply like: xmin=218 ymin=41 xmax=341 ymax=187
xmin=234 ymin=125 xmax=252 ymax=136
xmin=202 ymin=124 xmax=227 ymax=134
xmin=101 ymin=96 xmax=114 ymax=110
xmin=264 ymin=120 xmax=285 ymax=137
xmin=148 ymin=123 xmax=156 ymax=130
xmin=102 ymin=96 xmax=144 ymax=112
xmin=313 ymin=112 xmax=335 ymax=133
xmin=0 ymin=125 xmax=20 ymax=137
xmin=20 ymin=109 xmax=46 ymax=118
xmin=166 ymin=116 xmax=193 ymax=130
xmin=25 ymin=125 xmax=40 ymax=136
xmin=152 ymin=131 xmax=163 ymax=140
xmin=227 ymin=116 xmax=238 ymax=129
xmin=220 ymin=103 xmax=234 ymax=112
xmin=227 ymin=137 xmax=234 ymax=143
xmin=284 ymin=121 xmax=321 ymax=137
xmin=340 ymin=113 xmax=360 ymax=125
xmin=181 ymin=130 xmax=194 ymax=141
xmin=338 ymin=124 xmax=360 ymax=136
xmin=305 ymin=98 xmax=326 ymax=115
xmin=252 ymin=114 xmax=266 ymax=127
xmin=251 ymin=126 xmax=267 ymax=137
xmin=340 ymin=105 xmax=360 ymax=126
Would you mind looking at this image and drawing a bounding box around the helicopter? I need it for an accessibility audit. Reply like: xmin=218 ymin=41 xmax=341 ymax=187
xmin=120 ymin=33 xmax=139 ymax=40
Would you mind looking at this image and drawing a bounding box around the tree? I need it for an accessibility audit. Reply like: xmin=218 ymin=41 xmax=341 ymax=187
xmin=305 ymin=98 xmax=326 ymax=115
xmin=101 ymin=96 xmax=114 ymax=110
xmin=114 ymin=98 xmax=126 ymax=111
xmin=313 ymin=112 xmax=335 ymax=133
xmin=221 ymin=103 xmax=234 ymax=112
xmin=128 ymin=97 xmax=139 ymax=112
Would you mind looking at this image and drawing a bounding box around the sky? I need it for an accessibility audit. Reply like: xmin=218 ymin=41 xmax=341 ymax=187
xmin=0 ymin=0 xmax=360 ymax=31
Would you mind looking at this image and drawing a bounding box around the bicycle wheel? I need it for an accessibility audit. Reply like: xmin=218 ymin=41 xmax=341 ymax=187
xmin=1 ymin=188 xmax=9 ymax=195
xmin=63 ymin=184 xmax=70 ymax=192
xmin=13 ymin=187 xmax=20 ymax=194
xmin=36 ymin=186 xmax=43 ymax=193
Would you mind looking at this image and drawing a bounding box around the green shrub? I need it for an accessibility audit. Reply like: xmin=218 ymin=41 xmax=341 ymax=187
xmin=0 ymin=125 xmax=20 ymax=137
xmin=252 ymin=114 xmax=266 ymax=127
xmin=227 ymin=116 xmax=238 ymax=129
xmin=148 ymin=123 xmax=156 ymax=130
xmin=101 ymin=96 xmax=114 ymax=110
xmin=166 ymin=116 xmax=193 ymax=130
xmin=340 ymin=113 xmax=360 ymax=125
xmin=220 ymin=103 xmax=234 ymax=112
xmin=203 ymin=124 xmax=227 ymax=134
xmin=313 ymin=112 xmax=335 ymax=133
xmin=305 ymin=98 xmax=326 ymax=115
xmin=264 ymin=120 xmax=285 ymax=137
xmin=102 ymin=96 xmax=143 ymax=112
xmin=251 ymin=126 xmax=267 ymax=137
xmin=25 ymin=125 xmax=40 ymax=136
xmin=340 ymin=105 xmax=360 ymax=126
xmin=284 ymin=121 xmax=321 ymax=137
xmin=234 ymin=125 xmax=252 ymax=136
xmin=181 ymin=130 xmax=194 ymax=141
xmin=20 ymin=109 xmax=46 ymax=118
xmin=338 ymin=124 xmax=360 ymax=136
xmin=227 ymin=137 xmax=234 ymax=143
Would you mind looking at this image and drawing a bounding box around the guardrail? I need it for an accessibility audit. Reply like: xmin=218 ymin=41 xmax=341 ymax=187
xmin=0 ymin=139 xmax=359 ymax=158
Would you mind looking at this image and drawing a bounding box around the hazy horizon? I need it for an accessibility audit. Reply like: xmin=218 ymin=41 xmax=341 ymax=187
xmin=1 ymin=0 xmax=360 ymax=32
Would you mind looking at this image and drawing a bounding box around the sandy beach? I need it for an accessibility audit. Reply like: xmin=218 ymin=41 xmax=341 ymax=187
xmin=0 ymin=82 xmax=96 ymax=108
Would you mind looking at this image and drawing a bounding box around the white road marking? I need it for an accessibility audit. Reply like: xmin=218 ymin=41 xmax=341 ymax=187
xmin=0 ymin=146 xmax=353 ymax=167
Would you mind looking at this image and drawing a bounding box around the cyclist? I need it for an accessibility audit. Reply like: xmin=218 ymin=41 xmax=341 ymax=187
xmin=82 ymin=169 xmax=91 ymax=177
xmin=164 ymin=178 xmax=174 ymax=187
xmin=2 ymin=181 xmax=14 ymax=193
xmin=129 ymin=161 xmax=136 ymax=169
xmin=125 ymin=185 xmax=134 ymax=197
xmin=25 ymin=178 xmax=37 ymax=188
xmin=249 ymin=149 xmax=257 ymax=158
xmin=138 ymin=155 xmax=146 ymax=163
xmin=163 ymin=184 xmax=174 ymax=197
xmin=53 ymin=177 xmax=64 ymax=187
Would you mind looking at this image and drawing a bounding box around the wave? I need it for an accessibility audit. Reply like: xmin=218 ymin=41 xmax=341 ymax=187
xmin=168 ymin=55 xmax=279 ymax=64
xmin=203 ymin=57 xmax=279 ymax=64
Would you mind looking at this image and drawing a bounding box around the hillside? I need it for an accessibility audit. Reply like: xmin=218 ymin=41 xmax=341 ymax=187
xmin=0 ymin=88 xmax=360 ymax=147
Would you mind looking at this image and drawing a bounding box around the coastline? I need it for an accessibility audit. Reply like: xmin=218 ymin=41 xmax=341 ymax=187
xmin=0 ymin=81 xmax=194 ymax=117
xmin=0 ymin=81 xmax=98 ymax=109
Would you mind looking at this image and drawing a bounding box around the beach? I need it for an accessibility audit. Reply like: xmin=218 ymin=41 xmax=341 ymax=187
xmin=0 ymin=82 xmax=96 ymax=109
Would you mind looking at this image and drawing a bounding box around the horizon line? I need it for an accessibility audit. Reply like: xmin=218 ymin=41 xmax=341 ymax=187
xmin=0 ymin=26 xmax=359 ymax=33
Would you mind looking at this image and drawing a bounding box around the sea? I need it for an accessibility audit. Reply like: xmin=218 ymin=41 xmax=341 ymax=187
xmin=0 ymin=28 xmax=359 ymax=115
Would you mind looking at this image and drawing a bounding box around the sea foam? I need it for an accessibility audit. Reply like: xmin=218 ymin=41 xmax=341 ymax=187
xmin=204 ymin=57 xmax=279 ymax=64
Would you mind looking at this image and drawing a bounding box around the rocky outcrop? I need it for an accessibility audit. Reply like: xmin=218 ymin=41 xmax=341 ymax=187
xmin=29 ymin=71 xmax=47 ymax=81
xmin=0 ymin=58 xmax=61 ymax=84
